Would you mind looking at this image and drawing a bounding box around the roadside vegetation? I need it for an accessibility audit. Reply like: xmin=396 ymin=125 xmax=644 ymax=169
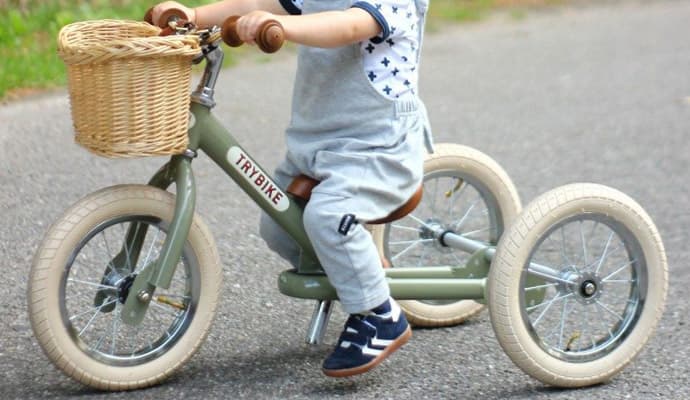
xmin=0 ymin=0 xmax=561 ymax=100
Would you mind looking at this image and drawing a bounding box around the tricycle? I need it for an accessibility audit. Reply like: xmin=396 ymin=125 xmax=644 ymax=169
xmin=28 ymin=10 xmax=668 ymax=390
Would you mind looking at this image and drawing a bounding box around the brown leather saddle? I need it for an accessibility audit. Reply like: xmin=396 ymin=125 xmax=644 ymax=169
xmin=286 ymin=174 xmax=423 ymax=225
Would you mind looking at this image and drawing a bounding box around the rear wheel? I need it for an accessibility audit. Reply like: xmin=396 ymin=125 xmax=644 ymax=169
xmin=371 ymin=143 xmax=521 ymax=327
xmin=488 ymin=183 xmax=668 ymax=387
xmin=28 ymin=185 xmax=222 ymax=390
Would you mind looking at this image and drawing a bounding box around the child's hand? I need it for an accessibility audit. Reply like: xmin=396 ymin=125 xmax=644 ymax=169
xmin=150 ymin=1 xmax=196 ymax=26
xmin=236 ymin=11 xmax=279 ymax=47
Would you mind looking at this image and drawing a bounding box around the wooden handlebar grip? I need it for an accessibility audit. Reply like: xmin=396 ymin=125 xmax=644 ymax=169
xmin=160 ymin=8 xmax=192 ymax=25
xmin=256 ymin=20 xmax=284 ymax=54
xmin=221 ymin=16 xmax=243 ymax=47
xmin=144 ymin=7 xmax=192 ymax=28
xmin=144 ymin=7 xmax=154 ymax=24
xmin=221 ymin=16 xmax=284 ymax=53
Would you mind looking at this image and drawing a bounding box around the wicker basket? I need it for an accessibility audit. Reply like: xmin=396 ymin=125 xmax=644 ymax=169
xmin=58 ymin=20 xmax=200 ymax=158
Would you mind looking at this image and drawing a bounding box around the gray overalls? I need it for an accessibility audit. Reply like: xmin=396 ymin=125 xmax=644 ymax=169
xmin=260 ymin=0 xmax=432 ymax=314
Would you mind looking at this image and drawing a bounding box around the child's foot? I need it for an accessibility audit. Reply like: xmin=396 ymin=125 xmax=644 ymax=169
xmin=322 ymin=299 xmax=411 ymax=377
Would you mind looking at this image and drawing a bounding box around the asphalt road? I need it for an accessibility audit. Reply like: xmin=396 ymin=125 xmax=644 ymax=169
xmin=1 ymin=0 xmax=689 ymax=398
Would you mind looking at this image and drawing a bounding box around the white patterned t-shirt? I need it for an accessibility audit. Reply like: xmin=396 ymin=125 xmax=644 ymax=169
xmin=279 ymin=0 xmax=422 ymax=100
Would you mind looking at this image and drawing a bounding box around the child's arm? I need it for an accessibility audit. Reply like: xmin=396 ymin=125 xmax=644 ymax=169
xmin=237 ymin=9 xmax=381 ymax=48
xmin=150 ymin=0 xmax=288 ymax=28
xmin=152 ymin=1 xmax=382 ymax=49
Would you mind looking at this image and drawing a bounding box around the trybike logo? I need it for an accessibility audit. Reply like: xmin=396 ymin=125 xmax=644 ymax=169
xmin=227 ymin=147 xmax=289 ymax=212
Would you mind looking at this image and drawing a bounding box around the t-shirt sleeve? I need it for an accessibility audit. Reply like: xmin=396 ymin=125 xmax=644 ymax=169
xmin=351 ymin=0 xmax=407 ymax=42
xmin=279 ymin=0 xmax=303 ymax=15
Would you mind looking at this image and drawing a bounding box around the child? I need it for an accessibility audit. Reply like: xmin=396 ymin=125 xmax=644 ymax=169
xmin=151 ymin=0 xmax=432 ymax=377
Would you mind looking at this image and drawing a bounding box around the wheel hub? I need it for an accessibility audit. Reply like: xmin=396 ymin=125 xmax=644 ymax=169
xmin=418 ymin=218 xmax=443 ymax=240
xmin=118 ymin=275 xmax=137 ymax=304
xmin=581 ymin=281 xmax=597 ymax=297
xmin=571 ymin=272 xmax=603 ymax=304
xmin=419 ymin=219 xmax=453 ymax=252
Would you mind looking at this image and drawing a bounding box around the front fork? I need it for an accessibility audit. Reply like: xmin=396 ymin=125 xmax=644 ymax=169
xmin=95 ymin=154 xmax=197 ymax=325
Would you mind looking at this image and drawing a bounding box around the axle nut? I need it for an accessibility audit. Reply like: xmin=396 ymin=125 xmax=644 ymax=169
xmin=137 ymin=291 xmax=152 ymax=303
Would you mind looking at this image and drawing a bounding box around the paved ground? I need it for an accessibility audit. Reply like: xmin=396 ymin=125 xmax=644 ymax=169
xmin=1 ymin=0 xmax=689 ymax=398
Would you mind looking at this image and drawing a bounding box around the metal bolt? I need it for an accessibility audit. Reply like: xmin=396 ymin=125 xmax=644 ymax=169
xmin=137 ymin=291 xmax=152 ymax=303
xmin=583 ymin=282 xmax=596 ymax=296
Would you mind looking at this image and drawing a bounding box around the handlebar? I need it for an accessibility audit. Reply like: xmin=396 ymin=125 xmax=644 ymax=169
xmin=144 ymin=8 xmax=284 ymax=54
xmin=144 ymin=6 xmax=192 ymax=26
xmin=221 ymin=16 xmax=284 ymax=54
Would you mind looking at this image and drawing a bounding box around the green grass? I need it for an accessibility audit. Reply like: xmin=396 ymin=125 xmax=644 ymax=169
xmin=0 ymin=0 xmax=560 ymax=100
xmin=429 ymin=0 xmax=496 ymax=22
xmin=428 ymin=0 xmax=563 ymax=25
xmin=0 ymin=0 xmax=216 ymax=100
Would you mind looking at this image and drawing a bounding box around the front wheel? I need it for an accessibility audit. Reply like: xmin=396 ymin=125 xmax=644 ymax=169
xmin=488 ymin=183 xmax=668 ymax=387
xmin=371 ymin=143 xmax=522 ymax=327
xmin=28 ymin=185 xmax=222 ymax=390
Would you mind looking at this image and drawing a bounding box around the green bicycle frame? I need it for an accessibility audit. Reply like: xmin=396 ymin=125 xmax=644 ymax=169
xmin=119 ymin=43 xmax=516 ymax=325
xmin=121 ymin=100 xmax=494 ymax=324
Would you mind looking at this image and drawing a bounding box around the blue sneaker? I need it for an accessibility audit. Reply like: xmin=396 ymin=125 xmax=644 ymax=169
xmin=322 ymin=299 xmax=412 ymax=377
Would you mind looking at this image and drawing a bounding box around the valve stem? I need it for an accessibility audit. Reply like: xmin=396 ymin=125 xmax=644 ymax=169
xmin=445 ymin=179 xmax=464 ymax=198
xmin=565 ymin=331 xmax=581 ymax=352
xmin=155 ymin=295 xmax=186 ymax=310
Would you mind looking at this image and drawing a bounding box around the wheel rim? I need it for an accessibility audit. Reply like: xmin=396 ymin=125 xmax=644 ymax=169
xmin=383 ymin=170 xmax=504 ymax=305
xmin=59 ymin=216 xmax=200 ymax=366
xmin=519 ymin=214 xmax=647 ymax=362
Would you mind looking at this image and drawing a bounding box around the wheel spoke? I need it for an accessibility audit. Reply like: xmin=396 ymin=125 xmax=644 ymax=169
xmin=558 ymin=297 xmax=570 ymax=349
xmin=446 ymin=178 xmax=458 ymax=223
xmin=560 ymin=226 xmax=573 ymax=267
xmin=416 ymin=240 xmax=430 ymax=268
xmin=77 ymin=298 xmax=118 ymax=336
xmin=69 ymin=298 xmax=118 ymax=322
xmin=602 ymin=259 xmax=636 ymax=282
xmin=149 ymin=299 xmax=184 ymax=318
xmin=579 ymin=305 xmax=589 ymax=351
xmin=594 ymin=231 xmax=615 ymax=273
xmin=428 ymin=178 xmax=439 ymax=217
xmin=140 ymin=227 xmax=161 ymax=273
xmin=391 ymin=238 xmax=431 ymax=261
xmin=604 ymin=279 xmax=636 ymax=284
xmin=524 ymin=282 xmax=558 ymax=292
xmin=92 ymin=328 xmax=108 ymax=352
xmin=595 ymin=299 xmax=624 ymax=322
xmin=101 ymin=230 xmax=115 ymax=262
xmin=390 ymin=223 xmax=422 ymax=233
xmin=529 ymin=292 xmax=574 ymax=327
xmin=579 ymin=221 xmax=587 ymax=270
xmin=110 ymin=304 xmax=121 ymax=354
xmin=125 ymin=222 xmax=144 ymax=272
xmin=405 ymin=213 xmax=437 ymax=231
xmin=527 ymin=263 xmax=575 ymax=285
xmin=68 ymin=278 xmax=117 ymax=290
xmin=453 ymin=196 xmax=480 ymax=231
xmin=460 ymin=226 xmax=492 ymax=239
xmin=122 ymin=225 xmax=134 ymax=272
xmin=65 ymin=289 xmax=103 ymax=301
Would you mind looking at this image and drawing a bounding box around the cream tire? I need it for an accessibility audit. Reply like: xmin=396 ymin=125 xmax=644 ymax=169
xmin=28 ymin=185 xmax=222 ymax=390
xmin=372 ymin=143 xmax=522 ymax=327
xmin=488 ymin=183 xmax=668 ymax=387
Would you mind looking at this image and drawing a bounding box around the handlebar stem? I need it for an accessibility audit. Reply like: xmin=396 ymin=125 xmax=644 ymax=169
xmin=191 ymin=44 xmax=224 ymax=108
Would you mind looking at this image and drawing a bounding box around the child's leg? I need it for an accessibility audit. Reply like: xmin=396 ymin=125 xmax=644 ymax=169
xmin=302 ymin=191 xmax=411 ymax=377
xmin=302 ymin=192 xmax=389 ymax=313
